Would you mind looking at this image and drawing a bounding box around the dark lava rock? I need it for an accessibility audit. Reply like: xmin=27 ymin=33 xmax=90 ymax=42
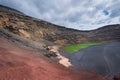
xmin=60 ymin=42 xmax=120 ymax=77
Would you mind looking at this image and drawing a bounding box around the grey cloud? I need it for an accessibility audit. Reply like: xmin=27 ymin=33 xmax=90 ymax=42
xmin=0 ymin=0 xmax=120 ymax=30
xmin=109 ymin=3 xmax=120 ymax=17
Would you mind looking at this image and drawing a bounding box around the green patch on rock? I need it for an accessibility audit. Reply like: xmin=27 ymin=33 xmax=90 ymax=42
xmin=62 ymin=42 xmax=103 ymax=53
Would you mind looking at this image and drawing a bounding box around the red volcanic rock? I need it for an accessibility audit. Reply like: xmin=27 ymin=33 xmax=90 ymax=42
xmin=0 ymin=36 xmax=110 ymax=80
xmin=114 ymin=74 xmax=120 ymax=80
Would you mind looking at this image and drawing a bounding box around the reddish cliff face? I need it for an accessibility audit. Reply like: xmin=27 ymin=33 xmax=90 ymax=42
xmin=0 ymin=35 xmax=110 ymax=80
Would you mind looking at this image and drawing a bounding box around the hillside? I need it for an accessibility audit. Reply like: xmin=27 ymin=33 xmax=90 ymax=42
xmin=0 ymin=5 xmax=112 ymax=80
xmin=0 ymin=5 xmax=120 ymax=80
xmin=0 ymin=5 xmax=120 ymax=46
xmin=1 ymin=32 xmax=111 ymax=80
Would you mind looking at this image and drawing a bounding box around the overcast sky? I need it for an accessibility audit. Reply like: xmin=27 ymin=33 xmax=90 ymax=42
xmin=0 ymin=0 xmax=120 ymax=30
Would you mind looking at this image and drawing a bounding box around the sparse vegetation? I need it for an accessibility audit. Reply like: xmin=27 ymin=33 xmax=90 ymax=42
xmin=62 ymin=42 xmax=103 ymax=53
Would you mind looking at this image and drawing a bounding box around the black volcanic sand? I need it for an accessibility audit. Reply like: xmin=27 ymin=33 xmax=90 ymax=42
xmin=60 ymin=42 xmax=120 ymax=77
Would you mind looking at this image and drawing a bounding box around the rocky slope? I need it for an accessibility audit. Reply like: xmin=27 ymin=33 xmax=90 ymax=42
xmin=0 ymin=5 xmax=119 ymax=80
xmin=0 ymin=21 xmax=109 ymax=80
xmin=0 ymin=5 xmax=120 ymax=46
xmin=0 ymin=35 xmax=102 ymax=80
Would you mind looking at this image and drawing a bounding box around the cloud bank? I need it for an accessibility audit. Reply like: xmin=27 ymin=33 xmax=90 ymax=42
xmin=0 ymin=0 xmax=120 ymax=30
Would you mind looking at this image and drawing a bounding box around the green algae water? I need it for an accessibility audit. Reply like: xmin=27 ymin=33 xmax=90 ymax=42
xmin=62 ymin=42 xmax=103 ymax=53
